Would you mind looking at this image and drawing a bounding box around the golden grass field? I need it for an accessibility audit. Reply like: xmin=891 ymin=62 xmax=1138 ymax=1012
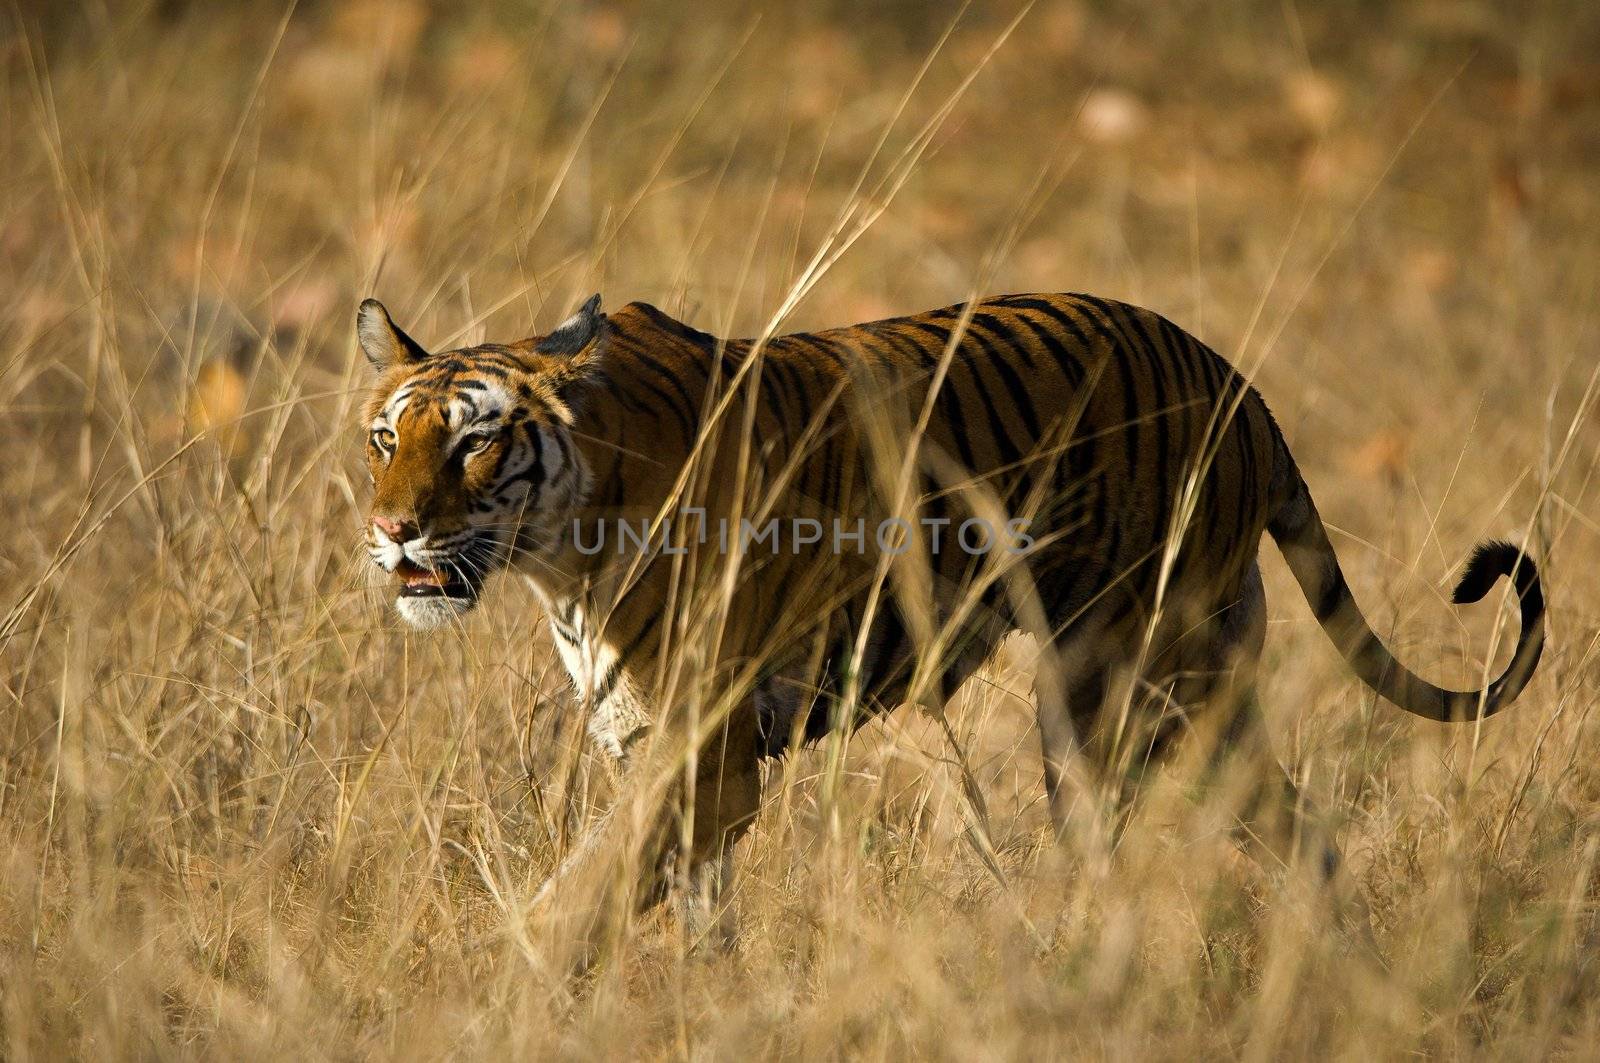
xmin=4 ymin=0 xmax=1600 ymax=1057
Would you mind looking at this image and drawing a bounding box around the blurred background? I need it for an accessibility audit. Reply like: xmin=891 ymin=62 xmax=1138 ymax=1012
xmin=2 ymin=1 xmax=1598 ymax=1057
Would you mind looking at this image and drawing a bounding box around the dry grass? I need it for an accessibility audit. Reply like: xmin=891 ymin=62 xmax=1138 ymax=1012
xmin=3 ymin=1 xmax=1600 ymax=1057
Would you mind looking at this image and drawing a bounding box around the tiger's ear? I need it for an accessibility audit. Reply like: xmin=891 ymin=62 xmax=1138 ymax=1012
xmin=535 ymin=293 xmax=604 ymax=357
xmin=357 ymin=299 xmax=431 ymax=370
xmin=531 ymin=294 xmax=606 ymax=421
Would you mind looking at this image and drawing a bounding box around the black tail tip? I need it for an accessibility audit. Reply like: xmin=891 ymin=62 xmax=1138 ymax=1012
xmin=1451 ymin=539 xmax=1531 ymax=605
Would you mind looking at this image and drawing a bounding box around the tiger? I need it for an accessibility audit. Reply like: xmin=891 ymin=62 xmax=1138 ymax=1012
xmin=357 ymin=290 xmax=1544 ymax=942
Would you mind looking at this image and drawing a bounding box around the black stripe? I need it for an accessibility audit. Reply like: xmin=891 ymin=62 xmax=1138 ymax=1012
xmin=785 ymin=332 xmax=850 ymax=369
xmin=964 ymin=315 xmax=1043 ymax=443
xmin=618 ymin=608 xmax=664 ymax=665
xmin=594 ymin=371 xmax=656 ymax=420
xmin=1106 ymin=306 xmax=1176 ymax=578
xmin=1012 ymin=313 xmax=1085 ymax=387
xmin=615 ymin=337 xmax=700 ymax=438
xmin=1054 ymin=298 xmax=1141 ymax=473
xmin=971 ymin=311 xmax=1035 ymax=370
xmin=754 ymin=359 xmax=794 ymax=453
xmin=618 ymin=365 xmax=696 ymax=442
xmin=438 ymin=360 xmax=508 ymax=380
xmin=873 ymin=326 xmax=979 ymax=471
xmin=1154 ymin=315 xmax=1197 ymax=404
xmin=625 ymin=301 xmax=719 ymax=351
xmin=908 ymin=320 xmax=1026 ymax=470
xmin=594 ymin=661 xmax=624 ymax=704
xmin=997 ymin=297 xmax=1095 ymax=351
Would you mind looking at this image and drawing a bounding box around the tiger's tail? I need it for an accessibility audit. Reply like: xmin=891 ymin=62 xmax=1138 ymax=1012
xmin=1266 ymin=460 xmax=1544 ymax=722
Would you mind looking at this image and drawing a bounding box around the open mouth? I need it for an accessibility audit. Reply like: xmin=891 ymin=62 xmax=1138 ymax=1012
xmin=394 ymin=558 xmax=477 ymax=601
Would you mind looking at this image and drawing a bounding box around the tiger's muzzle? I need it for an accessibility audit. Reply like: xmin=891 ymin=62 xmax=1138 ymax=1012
xmin=370 ymin=522 xmax=500 ymax=628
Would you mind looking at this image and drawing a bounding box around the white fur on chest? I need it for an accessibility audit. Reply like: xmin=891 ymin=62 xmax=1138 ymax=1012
xmin=524 ymin=578 xmax=651 ymax=759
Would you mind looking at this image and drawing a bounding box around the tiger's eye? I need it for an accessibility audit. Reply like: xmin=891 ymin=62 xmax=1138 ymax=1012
xmin=371 ymin=427 xmax=396 ymax=451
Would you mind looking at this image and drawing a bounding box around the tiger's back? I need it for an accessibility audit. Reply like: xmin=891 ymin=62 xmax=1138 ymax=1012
xmin=564 ymin=293 xmax=1287 ymax=755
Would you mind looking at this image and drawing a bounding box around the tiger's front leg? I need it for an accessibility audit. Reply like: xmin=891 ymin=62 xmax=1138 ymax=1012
xmin=656 ymin=706 xmax=764 ymax=949
xmin=529 ymin=697 xmax=763 ymax=967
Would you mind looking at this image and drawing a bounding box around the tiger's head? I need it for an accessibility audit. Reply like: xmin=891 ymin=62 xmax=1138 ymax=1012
xmin=358 ymin=294 xmax=605 ymax=628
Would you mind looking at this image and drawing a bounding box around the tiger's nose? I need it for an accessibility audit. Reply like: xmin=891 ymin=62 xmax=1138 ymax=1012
xmin=371 ymin=514 xmax=417 ymax=541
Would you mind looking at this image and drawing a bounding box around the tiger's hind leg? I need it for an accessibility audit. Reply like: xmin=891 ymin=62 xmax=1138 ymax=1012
xmin=1190 ymin=676 xmax=1386 ymax=967
xmin=1154 ymin=560 xmax=1313 ymax=870
xmin=1172 ymin=561 xmax=1378 ymax=959
xmin=1037 ymin=665 xmax=1109 ymax=841
xmin=1033 ymin=603 xmax=1121 ymax=843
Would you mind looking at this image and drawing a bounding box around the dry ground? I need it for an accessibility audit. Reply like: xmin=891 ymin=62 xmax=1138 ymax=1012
xmin=3 ymin=1 xmax=1599 ymax=1057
